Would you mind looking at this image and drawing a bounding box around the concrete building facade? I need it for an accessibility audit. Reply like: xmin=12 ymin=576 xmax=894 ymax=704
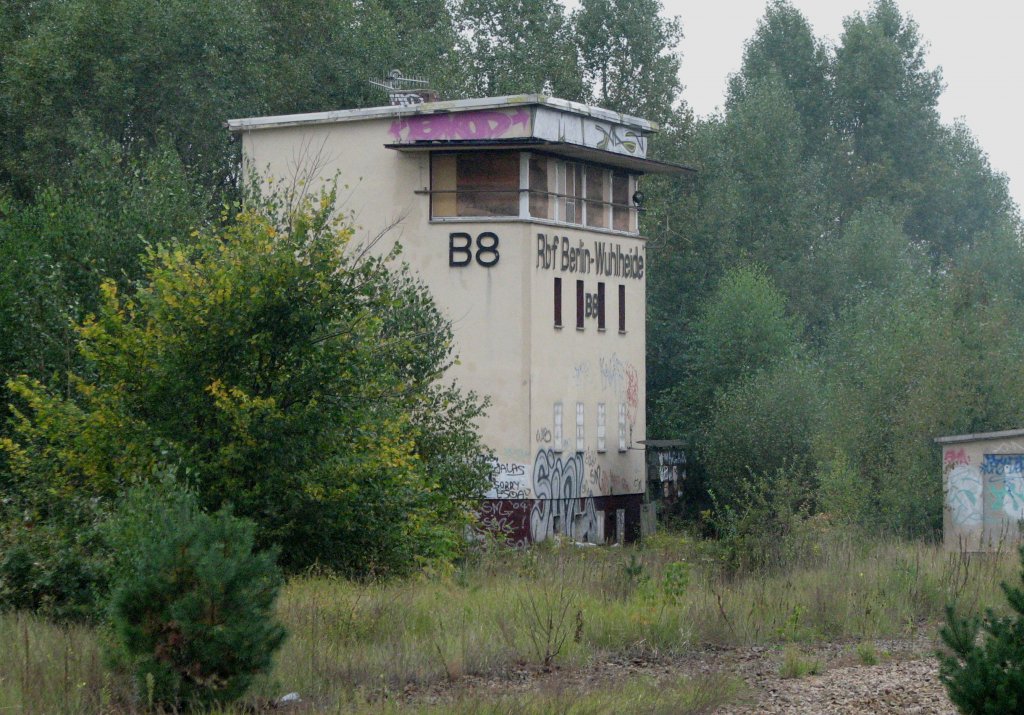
xmin=228 ymin=95 xmax=688 ymax=544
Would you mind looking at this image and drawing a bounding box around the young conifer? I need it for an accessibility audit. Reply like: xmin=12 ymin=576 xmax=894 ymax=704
xmin=105 ymin=482 xmax=285 ymax=709
xmin=939 ymin=544 xmax=1024 ymax=713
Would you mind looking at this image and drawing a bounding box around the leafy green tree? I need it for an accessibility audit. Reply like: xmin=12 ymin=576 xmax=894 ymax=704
xmin=574 ymin=0 xmax=682 ymax=123
xmin=908 ymin=121 xmax=1019 ymax=260
xmin=259 ymin=0 xmax=464 ymax=115
xmin=0 ymin=0 xmax=273 ymax=195
xmin=829 ymin=0 xmax=943 ymax=224
xmin=656 ymin=265 xmax=799 ymax=437
xmin=0 ymin=139 xmax=208 ymax=420
xmin=457 ymin=0 xmax=586 ymax=100
xmin=940 ymin=544 xmax=1024 ymax=714
xmin=2 ymin=189 xmax=492 ymax=575
xmin=727 ymin=0 xmax=831 ymax=150
xmin=701 ymin=353 xmax=825 ymax=512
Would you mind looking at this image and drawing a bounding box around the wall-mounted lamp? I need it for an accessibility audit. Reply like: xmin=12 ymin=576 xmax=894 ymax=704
xmin=632 ymin=191 xmax=646 ymax=210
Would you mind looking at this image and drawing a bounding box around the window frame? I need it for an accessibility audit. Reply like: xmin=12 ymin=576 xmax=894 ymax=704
xmin=428 ymin=151 xmax=639 ymax=235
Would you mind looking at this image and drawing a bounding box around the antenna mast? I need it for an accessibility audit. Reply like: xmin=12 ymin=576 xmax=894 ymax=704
xmin=370 ymin=70 xmax=437 ymax=107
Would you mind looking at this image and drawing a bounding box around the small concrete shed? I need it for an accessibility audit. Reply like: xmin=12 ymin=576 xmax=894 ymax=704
xmin=937 ymin=429 xmax=1024 ymax=551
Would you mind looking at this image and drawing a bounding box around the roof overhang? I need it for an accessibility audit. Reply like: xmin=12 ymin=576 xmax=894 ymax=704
xmin=935 ymin=428 xmax=1024 ymax=444
xmin=385 ymin=140 xmax=695 ymax=176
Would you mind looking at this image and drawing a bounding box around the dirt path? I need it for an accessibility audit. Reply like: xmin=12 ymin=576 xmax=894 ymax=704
xmin=403 ymin=635 xmax=956 ymax=713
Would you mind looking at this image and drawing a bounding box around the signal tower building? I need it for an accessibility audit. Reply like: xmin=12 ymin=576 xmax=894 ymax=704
xmin=228 ymin=92 xmax=689 ymax=544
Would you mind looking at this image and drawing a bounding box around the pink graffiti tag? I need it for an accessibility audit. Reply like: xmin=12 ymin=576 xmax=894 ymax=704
xmin=944 ymin=448 xmax=970 ymax=467
xmin=388 ymin=109 xmax=531 ymax=142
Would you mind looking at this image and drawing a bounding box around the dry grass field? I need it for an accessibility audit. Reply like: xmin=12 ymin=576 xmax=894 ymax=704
xmin=0 ymin=531 xmax=1014 ymax=713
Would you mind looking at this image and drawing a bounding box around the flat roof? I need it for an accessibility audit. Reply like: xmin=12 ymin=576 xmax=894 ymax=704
xmin=226 ymin=94 xmax=657 ymax=133
xmin=935 ymin=428 xmax=1024 ymax=445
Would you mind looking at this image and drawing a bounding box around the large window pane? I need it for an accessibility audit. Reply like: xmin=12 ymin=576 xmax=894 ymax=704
xmin=612 ymin=172 xmax=632 ymax=231
xmin=456 ymin=153 xmax=519 ymax=216
xmin=585 ymin=168 xmax=607 ymax=228
xmin=529 ymin=156 xmax=553 ymax=219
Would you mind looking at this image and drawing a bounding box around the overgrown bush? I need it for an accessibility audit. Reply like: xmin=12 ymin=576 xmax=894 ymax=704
xmin=0 ymin=515 xmax=110 ymax=622
xmin=104 ymin=482 xmax=285 ymax=709
xmin=707 ymin=464 xmax=819 ymax=575
xmin=939 ymin=544 xmax=1024 ymax=714
xmin=2 ymin=187 xmax=491 ymax=576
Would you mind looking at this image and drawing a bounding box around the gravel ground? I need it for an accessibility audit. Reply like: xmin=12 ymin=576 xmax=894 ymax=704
xmin=397 ymin=634 xmax=957 ymax=713
xmin=719 ymin=637 xmax=955 ymax=714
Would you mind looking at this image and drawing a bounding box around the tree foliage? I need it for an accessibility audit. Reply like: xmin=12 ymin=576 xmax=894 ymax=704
xmin=575 ymin=0 xmax=683 ymax=124
xmin=2 ymin=190 xmax=492 ymax=575
xmin=457 ymin=0 xmax=586 ymax=100
xmin=646 ymin=0 xmax=1024 ymax=540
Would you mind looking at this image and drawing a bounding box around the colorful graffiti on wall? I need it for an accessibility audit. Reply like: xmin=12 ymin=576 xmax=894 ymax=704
xmin=530 ymin=449 xmax=600 ymax=543
xmin=389 ymin=109 xmax=531 ymax=143
xmin=982 ymin=454 xmax=1024 ymax=520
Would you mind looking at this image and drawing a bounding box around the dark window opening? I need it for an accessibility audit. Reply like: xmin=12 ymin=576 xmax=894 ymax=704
xmin=554 ymin=277 xmax=563 ymax=327
xmin=597 ymin=282 xmax=606 ymax=330
xmin=576 ymin=280 xmax=584 ymax=329
xmin=618 ymin=284 xmax=626 ymax=332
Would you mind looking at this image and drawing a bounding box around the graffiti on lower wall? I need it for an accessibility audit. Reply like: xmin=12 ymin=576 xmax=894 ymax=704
xmin=478 ymin=500 xmax=531 ymax=547
xmin=484 ymin=459 xmax=532 ymax=499
xmin=530 ymin=449 xmax=600 ymax=543
xmin=982 ymin=454 xmax=1024 ymax=520
xmin=947 ymin=463 xmax=983 ymax=527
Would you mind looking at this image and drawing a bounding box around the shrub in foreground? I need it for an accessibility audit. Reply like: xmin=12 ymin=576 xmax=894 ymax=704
xmin=1 ymin=187 xmax=492 ymax=577
xmin=939 ymin=544 xmax=1024 ymax=714
xmin=105 ymin=483 xmax=285 ymax=709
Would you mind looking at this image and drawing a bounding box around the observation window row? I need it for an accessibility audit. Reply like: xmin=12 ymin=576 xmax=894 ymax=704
xmin=430 ymin=151 xmax=638 ymax=234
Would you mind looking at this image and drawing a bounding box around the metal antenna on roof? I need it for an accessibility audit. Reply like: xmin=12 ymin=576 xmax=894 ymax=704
xmin=370 ymin=70 xmax=438 ymax=107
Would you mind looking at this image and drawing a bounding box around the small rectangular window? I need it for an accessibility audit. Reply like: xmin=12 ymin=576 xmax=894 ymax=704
xmin=618 ymin=404 xmax=627 ymax=452
xmin=585 ymin=168 xmax=607 ymax=229
xmin=576 ymin=402 xmax=585 ymax=452
xmin=597 ymin=282 xmax=606 ymax=331
xmin=597 ymin=403 xmax=607 ymax=452
xmin=554 ymin=277 xmax=563 ymax=327
xmin=618 ymin=284 xmax=626 ymax=333
xmin=576 ymin=280 xmax=584 ymax=329
xmin=554 ymin=403 xmax=564 ymax=452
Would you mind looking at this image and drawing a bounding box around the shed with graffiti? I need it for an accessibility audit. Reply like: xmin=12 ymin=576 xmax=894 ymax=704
xmin=228 ymin=93 xmax=691 ymax=545
xmin=938 ymin=428 xmax=1024 ymax=551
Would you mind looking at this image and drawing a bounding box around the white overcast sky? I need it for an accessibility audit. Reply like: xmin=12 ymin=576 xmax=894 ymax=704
xmin=665 ymin=0 xmax=1024 ymax=213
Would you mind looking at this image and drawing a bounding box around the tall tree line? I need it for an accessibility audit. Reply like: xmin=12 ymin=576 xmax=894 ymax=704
xmin=646 ymin=0 xmax=1024 ymax=537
